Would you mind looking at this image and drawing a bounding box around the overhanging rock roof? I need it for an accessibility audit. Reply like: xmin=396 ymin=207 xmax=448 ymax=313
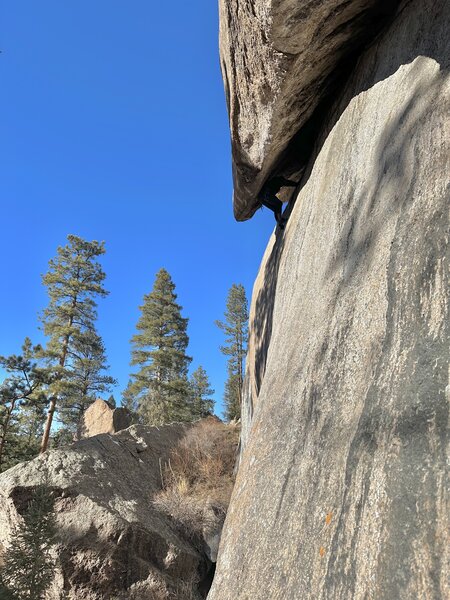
xmin=219 ymin=0 xmax=400 ymax=221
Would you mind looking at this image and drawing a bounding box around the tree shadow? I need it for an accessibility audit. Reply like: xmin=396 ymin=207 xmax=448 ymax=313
xmin=325 ymin=65 xmax=447 ymax=298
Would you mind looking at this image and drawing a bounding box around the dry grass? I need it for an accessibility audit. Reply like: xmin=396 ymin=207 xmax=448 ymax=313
xmin=112 ymin=419 xmax=239 ymax=600
xmin=154 ymin=417 xmax=240 ymax=538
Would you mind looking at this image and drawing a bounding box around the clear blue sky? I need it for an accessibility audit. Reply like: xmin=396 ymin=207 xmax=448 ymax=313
xmin=0 ymin=1 xmax=275 ymax=417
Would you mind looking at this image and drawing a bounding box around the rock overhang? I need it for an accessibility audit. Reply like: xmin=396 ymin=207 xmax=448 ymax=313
xmin=219 ymin=0 xmax=401 ymax=221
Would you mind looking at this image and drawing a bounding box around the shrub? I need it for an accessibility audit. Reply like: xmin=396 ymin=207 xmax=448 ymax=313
xmin=0 ymin=485 xmax=57 ymax=600
xmin=154 ymin=418 xmax=239 ymax=538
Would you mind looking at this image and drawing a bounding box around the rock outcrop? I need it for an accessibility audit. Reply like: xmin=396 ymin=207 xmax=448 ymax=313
xmin=219 ymin=0 xmax=400 ymax=220
xmin=77 ymin=398 xmax=131 ymax=439
xmin=211 ymin=0 xmax=449 ymax=598
xmin=0 ymin=420 xmax=236 ymax=599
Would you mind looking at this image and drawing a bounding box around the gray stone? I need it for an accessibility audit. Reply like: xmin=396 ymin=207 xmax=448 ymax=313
xmin=0 ymin=424 xmax=207 ymax=599
xmin=77 ymin=398 xmax=131 ymax=439
xmin=202 ymin=502 xmax=225 ymax=563
xmin=219 ymin=0 xmax=401 ymax=220
xmin=210 ymin=0 xmax=449 ymax=598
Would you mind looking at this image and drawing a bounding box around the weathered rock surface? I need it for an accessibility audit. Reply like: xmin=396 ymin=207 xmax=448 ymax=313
xmin=0 ymin=423 xmax=211 ymax=599
xmin=219 ymin=0 xmax=400 ymax=220
xmin=211 ymin=0 xmax=449 ymax=598
xmin=77 ymin=398 xmax=131 ymax=439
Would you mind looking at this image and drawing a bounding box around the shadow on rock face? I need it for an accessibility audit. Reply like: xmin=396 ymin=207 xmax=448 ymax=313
xmin=253 ymin=226 xmax=286 ymax=400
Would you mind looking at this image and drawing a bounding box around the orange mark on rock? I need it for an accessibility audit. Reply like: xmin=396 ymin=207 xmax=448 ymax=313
xmin=319 ymin=547 xmax=326 ymax=558
xmin=325 ymin=512 xmax=333 ymax=525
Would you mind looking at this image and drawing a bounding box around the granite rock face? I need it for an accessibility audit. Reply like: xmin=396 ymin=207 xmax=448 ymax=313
xmin=0 ymin=424 xmax=209 ymax=599
xmin=77 ymin=398 xmax=131 ymax=439
xmin=211 ymin=0 xmax=449 ymax=598
xmin=219 ymin=0 xmax=400 ymax=220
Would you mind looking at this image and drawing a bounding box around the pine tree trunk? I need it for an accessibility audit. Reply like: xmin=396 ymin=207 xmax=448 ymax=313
xmin=40 ymin=329 xmax=71 ymax=453
xmin=39 ymin=395 xmax=57 ymax=454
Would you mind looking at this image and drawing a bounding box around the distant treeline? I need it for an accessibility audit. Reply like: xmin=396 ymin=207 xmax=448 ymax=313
xmin=0 ymin=235 xmax=248 ymax=472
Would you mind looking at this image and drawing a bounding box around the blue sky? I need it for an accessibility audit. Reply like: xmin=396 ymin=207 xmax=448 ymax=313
xmin=0 ymin=1 xmax=275 ymax=416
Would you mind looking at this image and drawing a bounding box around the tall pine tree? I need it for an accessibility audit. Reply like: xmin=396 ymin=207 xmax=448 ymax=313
xmin=124 ymin=268 xmax=192 ymax=425
xmin=40 ymin=235 xmax=111 ymax=452
xmin=216 ymin=284 xmax=249 ymax=421
xmin=189 ymin=366 xmax=215 ymax=419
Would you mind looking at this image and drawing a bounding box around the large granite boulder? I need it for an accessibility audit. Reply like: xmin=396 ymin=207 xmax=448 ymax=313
xmin=77 ymin=398 xmax=131 ymax=439
xmin=0 ymin=424 xmax=209 ymax=599
xmin=219 ymin=0 xmax=401 ymax=220
xmin=210 ymin=0 xmax=449 ymax=598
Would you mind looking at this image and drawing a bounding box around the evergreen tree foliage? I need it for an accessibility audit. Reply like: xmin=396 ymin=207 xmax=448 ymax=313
xmin=0 ymin=339 xmax=49 ymax=472
xmin=188 ymin=366 xmax=215 ymax=419
xmin=39 ymin=234 xmax=112 ymax=451
xmin=1 ymin=485 xmax=57 ymax=599
xmin=0 ymin=580 xmax=18 ymax=600
xmin=124 ymin=268 xmax=192 ymax=425
xmin=57 ymin=333 xmax=116 ymax=433
xmin=51 ymin=427 xmax=75 ymax=449
xmin=222 ymin=371 xmax=241 ymax=422
xmin=121 ymin=381 xmax=140 ymax=424
xmin=216 ymin=284 xmax=249 ymax=421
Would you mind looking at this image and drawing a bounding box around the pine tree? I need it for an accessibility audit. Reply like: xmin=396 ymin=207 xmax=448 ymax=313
xmin=7 ymin=401 xmax=46 ymax=467
xmin=0 ymin=339 xmax=49 ymax=471
xmin=57 ymin=333 xmax=116 ymax=434
xmin=39 ymin=235 xmax=111 ymax=452
xmin=124 ymin=268 xmax=192 ymax=425
xmin=1 ymin=485 xmax=57 ymax=599
xmin=223 ymin=371 xmax=241 ymax=422
xmin=189 ymin=366 xmax=215 ymax=419
xmin=216 ymin=284 xmax=249 ymax=421
xmin=121 ymin=380 xmax=140 ymax=423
